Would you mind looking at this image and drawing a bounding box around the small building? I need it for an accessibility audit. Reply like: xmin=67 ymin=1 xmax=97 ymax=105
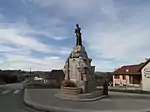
xmin=45 ymin=69 xmax=65 ymax=87
xmin=113 ymin=59 xmax=150 ymax=91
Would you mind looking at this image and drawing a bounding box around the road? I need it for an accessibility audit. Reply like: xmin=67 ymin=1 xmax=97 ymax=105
xmin=1 ymin=83 xmax=150 ymax=112
xmin=0 ymin=83 xmax=38 ymax=112
xmin=25 ymin=88 xmax=150 ymax=112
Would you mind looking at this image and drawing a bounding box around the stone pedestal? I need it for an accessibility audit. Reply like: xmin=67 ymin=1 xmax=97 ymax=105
xmin=63 ymin=45 xmax=96 ymax=93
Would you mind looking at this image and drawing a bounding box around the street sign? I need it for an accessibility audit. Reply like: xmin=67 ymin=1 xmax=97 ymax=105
xmin=144 ymin=68 xmax=150 ymax=78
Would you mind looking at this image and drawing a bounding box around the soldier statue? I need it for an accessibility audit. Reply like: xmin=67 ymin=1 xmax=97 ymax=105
xmin=75 ymin=24 xmax=82 ymax=46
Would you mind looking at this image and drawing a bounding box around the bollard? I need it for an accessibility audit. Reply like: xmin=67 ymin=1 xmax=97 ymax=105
xmin=103 ymin=80 xmax=108 ymax=95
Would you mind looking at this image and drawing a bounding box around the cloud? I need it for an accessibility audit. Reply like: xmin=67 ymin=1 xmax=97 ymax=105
xmin=1 ymin=0 xmax=150 ymax=72
xmin=31 ymin=0 xmax=117 ymax=19
xmin=0 ymin=53 xmax=65 ymax=71
xmin=32 ymin=0 xmax=91 ymax=11
xmin=0 ymin=21 xmax=70 ymax=71
xmin=0 ymin=13 xmax=3 ymax=19
xmin=83 ymin=4 xmax=150 ymax=66
xmin=0 ymin=28 xmax=51 ymax=52
xmin=0 ymin=19 xmax=71 ymax=53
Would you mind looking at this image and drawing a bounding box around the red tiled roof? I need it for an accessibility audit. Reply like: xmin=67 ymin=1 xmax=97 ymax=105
xmin=114 ymin=62 xmax=145 ymax=75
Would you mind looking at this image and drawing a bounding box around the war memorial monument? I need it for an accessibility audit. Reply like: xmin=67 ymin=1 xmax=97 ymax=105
xmin=55 ymin=24 xmax=103 ymax=101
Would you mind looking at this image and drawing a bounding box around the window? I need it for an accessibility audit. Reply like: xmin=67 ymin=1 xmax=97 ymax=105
xmin=114 ymin=75 xmax=119 ymax=79
xmin=123 ymin=75 xmax=126 ymax=80
xmin=126 ymin=69 xmax=129 ymax=72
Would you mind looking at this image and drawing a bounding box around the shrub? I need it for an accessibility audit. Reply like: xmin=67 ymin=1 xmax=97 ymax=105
xmin=25 ymin=81 xmax=60 ymax=89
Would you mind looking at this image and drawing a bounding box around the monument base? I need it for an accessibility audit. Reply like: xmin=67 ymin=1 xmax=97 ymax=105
xmin=55 ymin=89 xmax=104 ymax=102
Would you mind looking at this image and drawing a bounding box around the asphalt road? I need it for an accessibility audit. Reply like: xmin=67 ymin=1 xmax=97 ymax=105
xmin=1 ymin=83 xmax=150 ymax=112
xmin=0 ymin=83 xmax=39 ymax=112
xmin=25 ymin=89 xmax=150 ymax=112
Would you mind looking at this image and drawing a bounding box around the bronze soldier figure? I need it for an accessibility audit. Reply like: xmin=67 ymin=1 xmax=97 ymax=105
xmin=75 ymin=24 xmax=82 ymax=46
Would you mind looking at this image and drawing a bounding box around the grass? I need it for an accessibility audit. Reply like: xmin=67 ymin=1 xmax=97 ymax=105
xmin=109 ymin=88 xmax=150 ymax=94
xmin=25 ymin=82 xmax=60 ymax=89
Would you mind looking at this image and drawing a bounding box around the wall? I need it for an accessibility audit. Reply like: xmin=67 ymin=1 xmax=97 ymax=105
xmin=141 ymin=62 xmax=150 ymax=91
xmin=113 ymin=75 xmax=130 ymax=86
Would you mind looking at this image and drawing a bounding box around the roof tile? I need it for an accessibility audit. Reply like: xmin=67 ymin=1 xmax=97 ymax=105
xmin=114 ymin=62 xmax=145 ymax=75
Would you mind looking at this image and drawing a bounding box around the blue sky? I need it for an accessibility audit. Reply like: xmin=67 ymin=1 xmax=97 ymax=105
xmin=0 ymin=0 xmax=150 ymax=71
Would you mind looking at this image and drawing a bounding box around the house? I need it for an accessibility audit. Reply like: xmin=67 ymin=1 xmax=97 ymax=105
xmin=113 ymin=59 xmax=150 ymax=91
xmin=45 ymin=69 xmax=65 ymax=87
xmin=141 ymin=59 xmax=150 ymax=91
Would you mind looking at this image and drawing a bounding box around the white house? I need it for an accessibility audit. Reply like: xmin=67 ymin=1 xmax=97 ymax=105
xmin=113 ymin=59 xmax=150 ymax=91
xmin=141 ymin=59 xmax=150 ymax=91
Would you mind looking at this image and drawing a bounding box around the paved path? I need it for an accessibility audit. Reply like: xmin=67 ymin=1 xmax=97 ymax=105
xmin=24 ymin=89 xmax=150 ymax=112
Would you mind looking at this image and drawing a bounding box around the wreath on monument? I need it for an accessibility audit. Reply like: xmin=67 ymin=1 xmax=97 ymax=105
xmin=61 ymin=80 xmax=77 ymax=87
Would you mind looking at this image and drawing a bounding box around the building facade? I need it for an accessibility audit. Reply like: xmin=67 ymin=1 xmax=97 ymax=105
xmin=141 ymin=61 xmax=150 ymax=91
xmin=113 ymin=59 xmax=150 ymax=91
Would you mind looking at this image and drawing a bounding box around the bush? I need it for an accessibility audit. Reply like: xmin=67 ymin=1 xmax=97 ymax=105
xmin=26 ymin=83 xmax=50 ymax=88
xmin=25 ymin=81 xmax=60 ymax=89
xmin=61 ymin=80 xmax=77 ymax=87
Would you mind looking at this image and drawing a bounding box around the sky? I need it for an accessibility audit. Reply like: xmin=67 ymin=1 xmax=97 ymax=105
xmin=0 ymin=0 xmax=150 ymax=72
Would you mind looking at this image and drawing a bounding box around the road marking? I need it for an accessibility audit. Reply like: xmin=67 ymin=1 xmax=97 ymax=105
xmin=1 ymin=90 xmax=11 ymax=94
xmin=13 ymin=90 xmax=20 ymax=94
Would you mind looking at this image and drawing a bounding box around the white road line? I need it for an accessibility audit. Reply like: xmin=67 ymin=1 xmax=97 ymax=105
xmin=13 ymin=90 xmax=20 ymax=94
xmin=1 ymin=90 xmax=11 ymax=94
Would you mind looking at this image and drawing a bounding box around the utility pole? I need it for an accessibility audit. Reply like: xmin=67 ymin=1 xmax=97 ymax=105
xmin=126 ymin=75 xmax=127 ymax=90
xmin=67 ymin=58 xmax=70 ymax=80
xmin=29 ymin=68 xmax=31 ymax=81
xmin=125 ymin=69 xmax=129 ymax=90
xmin=30 ymin=68 xmax=31 ymax=74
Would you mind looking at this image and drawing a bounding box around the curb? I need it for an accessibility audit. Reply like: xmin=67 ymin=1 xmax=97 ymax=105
xmin=108 ymin=91 xmax=150 ymax=99
xmin=108 ymin=89 xmax=150 ymax=95
xmin=23 ymin=89 xmax=150 ymax=112
xmin=23 ymin=91 xmax=108 ymax=112
xmin=55 ymin=90 xmax=107 ymax=102
xmin=55 ymin=94 xmax=108 ymax=102
xmin=23 ymin=101 xmax=150 ymax=112
xmin=24 ymin=99 xmax=92 ymax=112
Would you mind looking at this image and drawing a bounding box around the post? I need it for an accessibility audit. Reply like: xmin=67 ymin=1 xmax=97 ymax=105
xmin=30 ymin=68 xmax=31 ymax=74
xmin=67 ymin=58 xmax=70 ymax=80
xmin=103 ymin=80 xmax=108 ymax=95
xmin=126 ymin=75 xmax=127 ymax=90
xmin=113 ymin=75 xmax=115 ymax=87
xmin=30 ymin=68 xmax=31 ymax=80
xmin=133 ymin=75 xmax=134 ymax=87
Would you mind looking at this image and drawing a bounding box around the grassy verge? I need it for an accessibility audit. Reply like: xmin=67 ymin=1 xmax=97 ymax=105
xmin=25 ymin=82 xmax=60 ymax=89
xmin=109 ymin=88 xmax=150 ymax=94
